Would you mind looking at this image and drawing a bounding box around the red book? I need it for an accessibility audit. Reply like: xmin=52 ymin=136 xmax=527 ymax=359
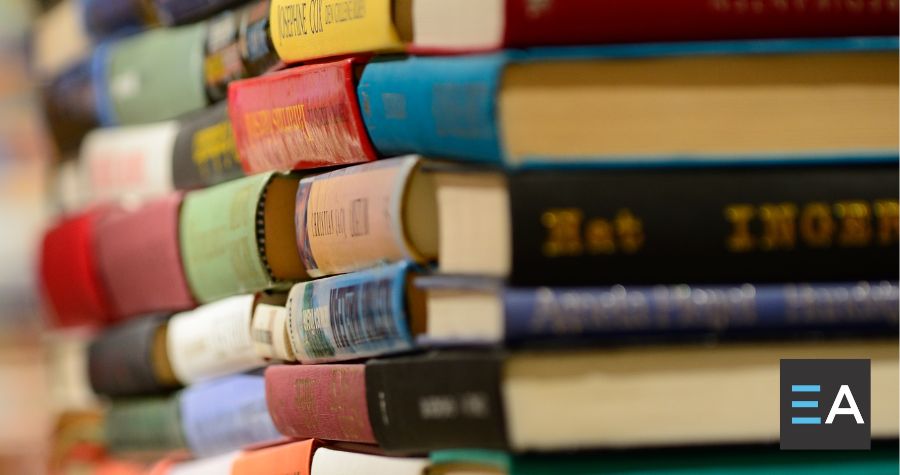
xmin=409 ymin=0 xmax=898 ymax=53
xmin=265 ymin=365 xmax=376 ymax=444
xmin=39 ymin=209 xmax=114 ymax=327
xmin=94 ymin=193 xmax=195 ymax=321
xmin=228 ymin=58 xmax=377 ymax=175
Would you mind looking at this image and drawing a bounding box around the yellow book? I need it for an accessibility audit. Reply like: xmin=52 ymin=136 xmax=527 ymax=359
xmin=269 ymin=0 xmax=404 ymax=63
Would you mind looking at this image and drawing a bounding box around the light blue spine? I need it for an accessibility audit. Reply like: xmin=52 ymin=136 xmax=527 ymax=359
xmin=357 ymin=54 xmax=508 ymax=164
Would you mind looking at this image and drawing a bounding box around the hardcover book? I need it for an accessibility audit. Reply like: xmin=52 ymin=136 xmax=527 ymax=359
xmin=311 ymin=447 xmax=429 ymax=475
xmin=171 ymin=102 xmax=245 ymax=191
xmin=168 ymin=451 xmax=240 ymax=475
xmin=228 ymin=57 xmax=376 ymax=175
xmin=105 ymin=396 xmax=186 ymax=454
xmin=231 ymin=439 xmax=317 ymax=475
xmin=358 ymin=38 xmax=898 ymax=166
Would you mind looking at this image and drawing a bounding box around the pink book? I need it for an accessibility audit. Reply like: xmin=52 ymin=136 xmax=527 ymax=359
xmin=94 ymin=193 xmax=195 ymax=320
xmin=265 ymin=364 xmax=376 ymax=444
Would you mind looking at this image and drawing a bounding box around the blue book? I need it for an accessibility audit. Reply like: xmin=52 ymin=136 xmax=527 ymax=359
xmin=178 ymin=373 xmax=282 ymax=457
xmin=358 ymin=37 xmax=898 ymax=168
xmin=414 ymin=278 xmax=898 ymax=345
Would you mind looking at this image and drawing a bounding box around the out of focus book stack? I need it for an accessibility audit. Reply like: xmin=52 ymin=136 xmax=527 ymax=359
xmin=32 ymin=0 xmax=899 ymax=474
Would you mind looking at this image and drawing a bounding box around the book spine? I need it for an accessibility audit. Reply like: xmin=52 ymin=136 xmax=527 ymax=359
xmin=40 ymin=58 xmax=100 ymax=153
xmin=166 ymin=295 xmax=266 ymax=385
xmin=105 ymin=396 xmax=187 ymax=453
xmin=504 ymin=281 xmax=900 ymax=344
xmin=357 ymin=54 xmax=505 ymax=163
xmin=231 ymin=439 xmax=317 ymax=475
xmin=285 ymin=262 xmax=414 ymax=364
xmin=105 ymin=23 xmax=208 ymax=125
xmin=94 ymin=193 xmax=195 ymax=320
xmin=178 ymin=374 xmax=282 ymax=458
xmin=154 ymin=0 xmax=246 ymax=26
xmin=251 ymin=303 xmax=296 ymax=361
xmin=178 ymin=172 xmax=282 ymax=303
xmin=79 ymin=121 xmax=178 ymax=205
xmin=509 ymin=164 xmax=900 ymax=285
xmin=296 ymin=156 xmax=421 ymax=278
xmin=265 ymin=364 xmax=376 ymax=443
xmin=39 ymin=209 xmax=114 ymax=327
xmin=228 ymin=58 xmax=377 ymax=175
xmin=81 ymin=0 xmax=155 ymax=39
xmin=268 ymin=0 xmax=402 ymax=64
xmin=239 ymin=0 xmax=280 ymax=77
xmin=172 ymin=102 xmax=244 ymax=190
xmin=88 ymin=314 xmax=179 ymax=397
xmin=365 ymin=352 xmax=508 ymax=452
xmin=503 ymin=0 xmax=898 ymax=47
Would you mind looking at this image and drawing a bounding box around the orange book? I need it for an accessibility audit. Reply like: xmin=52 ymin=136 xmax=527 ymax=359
xmin=231 ymin=439 xmax=318 ymax=475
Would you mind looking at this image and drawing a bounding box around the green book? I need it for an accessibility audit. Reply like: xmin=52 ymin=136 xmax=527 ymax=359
xmin=430 ymin=447 xmax=900 ymax=475
xmin=179 ymin=172 xmax=307 ymax=303
xmin=104 ymin=23 xmax=207 ymax=125
xmin=105 ymin=396 xmax=186 ymax=453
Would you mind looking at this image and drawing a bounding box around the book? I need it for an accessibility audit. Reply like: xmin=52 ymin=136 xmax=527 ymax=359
xmin=88 ymin=315 xmax=180 ymax=397
xmin=168 ymin=451 xmax=240 ymax=475
xmin=417 ymin=279 xmax=900 ymax=346
xmin=105 ymin=396 xmax=186 ymax=454
xmin=178 ymin=374 xmax=283 ymax=457
xmin=98 ymin=23 xmax=207 ymax=125
xmin=409 ymin=0 xmax=899 ymax=53
xmin=432 ymin=164 xmax=899 ymax=285
xmin=31 ymin=0 xmax=91 ymax=79
xmin=203 ymin=8 xmax=246 ymax=103
xmin=228 ymin=57 xmax=376 ymax=175
xmin=171 ymin=102 xmax=245 ymax=191
xmin=80 ymin=0 xmax=156 ymax=39
xmin=46 ymin=331 xmax=101 ymax=411
xmin=310 ymin=447 xmax=429 ymax=475
xmin=251 ymin=299 xmax=296 ymax=362
xmin=40 ymin=57 xmax=100 ymax=154
xmin=94 ymin=193 xmax=195 ymax=319
xmin=285 ymin=262 xmax=424 ymax=364
xmin=166 ymin=295 xmax=267 ymax=385
xmin=268 ymin=0 xmax=403 ymax=64
xmin=154 ymin=0 xmax=248 ymax=26
xmin=179 ymin=172 xmax=307 ymax=303
xmin=358 ymin=38 xmax=898 ymax=166
xmin=231 ymin=439 xmax=317 ymax=475
xmin=39 ymin=209 xmax=114 ymax=327
xmin=239 ymin=0 xmax=281 ymax=77
xmin=365 ymin=340 xmax=898 ymax=452
xmin=295 ymin=156 xmax=436 ymax=278
xmin=266 ymin=364 xmax=375 ymax=443
xmin=429 ymin=445 xmax=900 ymax=475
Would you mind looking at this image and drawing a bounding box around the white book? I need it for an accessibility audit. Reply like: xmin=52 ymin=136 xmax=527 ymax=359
xmin=311 ymin=448 xmax=429 ymax=475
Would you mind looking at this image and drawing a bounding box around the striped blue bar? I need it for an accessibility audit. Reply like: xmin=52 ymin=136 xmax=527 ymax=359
xmin=792 ymin=400 xmax=819 ymax=408
xmin=792 ymin=417 xmax=822 ymax=425
xmin=791 ymin=385 xmax=821 ymax=392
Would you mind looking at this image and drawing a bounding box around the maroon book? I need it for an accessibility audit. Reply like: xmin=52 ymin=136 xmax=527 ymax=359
xmin=94 ymin=193 xmax=195 ymax=321
xmin=265 ymin=365 xmax=376 ymax=444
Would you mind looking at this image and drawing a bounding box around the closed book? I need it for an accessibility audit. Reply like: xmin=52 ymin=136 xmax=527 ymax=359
xmin=296 ymin=156 xmax=436 ymax=278
xmin=251 ymin=302 xmax=295 ymax=362
xmin=285 ymin=262 xmax=423 ymax=364
xmin=266 ymin=365 xmax=375 ymax=443
xmin=39 ymin=209 xmax=114 ymax=327
xmin=239 ymin=0 xmax=280 ymax=77
xmin=228 ymin=58 xmax=376 ymax=175
xmin=410 ymin=0 xmax=898 ymax=52
xmin=94 ymin=193 xmax=195 ymax=320
xmin=418 ymin=279 xmax=900 ymax=345
xmin=166 ymin=295 xmax=266 ymax=385
xmin=430 ymin=446 xmax=900 ymax=475
xmin=100 ymin=23 xmax=207 ymax=125
xmin=40 ymin=58 xmax=100 ymax=154
xmin=366 ymin=340 xmax=898 ymax=452
xmin=81 ymin=0 xmax=156 ymax=39
xmin=154 ymin=0 xmax=247 ymax=26
xmin=203 ymin=8 xmax=246 ymax=103
xmin=171 ymin=102 xmax=244 ymax=191
xmin=231 ymin=439 xmax=317 ymax=475
xmin=88 ymin=315 xmax=180 ymax=397
xmin=311 ymin=448 xmax=428 ymax=475
xmin=168 ymin=451 xmax=240 ymax=475
xmin=178 ymin=374 xmax=283 ymax=457
xmin=432 ymin=164 xmax=899 ymax=285
xmin=268 ymin=0 xmax=403 ymax=64
xmin=358 ymin=38 xmax=897 ymax=166
xmin=179 ymin=173 xmax=307 ymax=303
xmin=105 ymin=396 xmax=186 ymax=453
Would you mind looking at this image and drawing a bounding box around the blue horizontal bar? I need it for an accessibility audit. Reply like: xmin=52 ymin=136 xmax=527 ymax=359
xmin=792 ymin=400 xmax=819 ymax=408
xmin=792 ymin=385 xmax=821 ymax=392
xmin=792 ymin=417 xmax=822 ymax=425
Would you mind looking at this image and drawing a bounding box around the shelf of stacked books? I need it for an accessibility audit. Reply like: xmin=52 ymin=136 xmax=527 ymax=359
xmin=33 ymin=0 xmax=898 ymax=473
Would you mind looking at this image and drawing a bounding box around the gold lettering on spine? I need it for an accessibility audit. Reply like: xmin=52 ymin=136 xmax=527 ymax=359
xmin=874 ymin=200 xmax=899 ymax=245
xmin=799 ymin=202 xmax=834 ymax=247
xmin=759 ymin=203 xmax=797 ymax=250
xmin=584 ymin=219 xmax=615 ymax=254
xmin=834 ymin=201 xmax=872 ymax=247
xmin=541 ymin=209 xmax=583 ymax=257
xmin=615 ymin=209 xmax=644 ymax=254
xmin=725 ymin=205 xmax=756 ymax=252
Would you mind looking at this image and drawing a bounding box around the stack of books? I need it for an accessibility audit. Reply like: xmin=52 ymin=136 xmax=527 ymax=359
xmin=34 ymin=0 xmax=899 ymax=473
